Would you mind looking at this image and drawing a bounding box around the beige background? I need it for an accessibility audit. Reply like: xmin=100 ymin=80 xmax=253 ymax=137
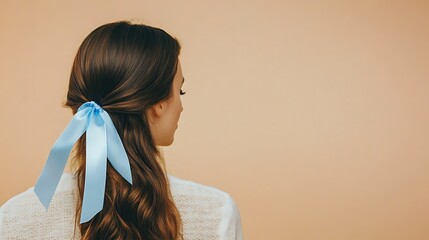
xmin=1 ymin=0 xmax=428 ymax=239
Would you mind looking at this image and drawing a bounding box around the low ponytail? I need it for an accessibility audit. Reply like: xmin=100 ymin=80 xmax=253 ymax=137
xmin=65 ymin=21 xmax=183 ymax=240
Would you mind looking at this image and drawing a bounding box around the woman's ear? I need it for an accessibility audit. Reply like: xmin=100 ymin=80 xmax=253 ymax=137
xmin=146 ymin=101 xmax=167 ymax=123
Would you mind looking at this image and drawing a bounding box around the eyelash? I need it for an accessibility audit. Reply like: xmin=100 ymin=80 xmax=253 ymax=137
xmin=180 ymin=89 xmax=186 ymax=95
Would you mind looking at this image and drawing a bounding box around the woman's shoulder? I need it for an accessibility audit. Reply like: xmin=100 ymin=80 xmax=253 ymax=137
xmin=1 ymin=172 xmax=76 ymax=209
xmin=168 ymin=174 xmax=231 ymax=198
xmin=167 ymin=174 xmax=243 ymax=239
xmin=167 ymin=173 xmax=239 ymax=211
xmin=0 ymin=172 xmax=78 ymax=239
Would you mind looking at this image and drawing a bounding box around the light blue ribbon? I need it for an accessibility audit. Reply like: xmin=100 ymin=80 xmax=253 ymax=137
xmin=34 ymin=101 xmax=133 ymax=223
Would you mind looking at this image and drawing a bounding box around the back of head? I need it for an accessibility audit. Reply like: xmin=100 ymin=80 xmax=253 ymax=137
xmin=65 ymin=21 xmax=183 ymax=240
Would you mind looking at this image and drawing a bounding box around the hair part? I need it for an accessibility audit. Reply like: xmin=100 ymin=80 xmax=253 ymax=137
xmin=65 ymin=20 xmax=183 ymax=240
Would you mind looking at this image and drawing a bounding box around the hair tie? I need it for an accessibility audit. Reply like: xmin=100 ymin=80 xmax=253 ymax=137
xmin=34 ymin=101 xmax=133 ymax=223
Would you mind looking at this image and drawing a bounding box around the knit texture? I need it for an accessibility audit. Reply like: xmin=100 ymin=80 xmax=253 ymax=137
xmin=0 ymin=173 xmax=243 ymax=240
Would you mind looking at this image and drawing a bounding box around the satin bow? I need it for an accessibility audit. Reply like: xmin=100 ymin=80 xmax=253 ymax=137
xmin=34 ymin=101 xmax=133 ymax=223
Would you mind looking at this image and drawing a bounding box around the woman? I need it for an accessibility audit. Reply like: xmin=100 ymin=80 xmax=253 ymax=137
xmin=0 ymin=21 xmax=243 ymax=240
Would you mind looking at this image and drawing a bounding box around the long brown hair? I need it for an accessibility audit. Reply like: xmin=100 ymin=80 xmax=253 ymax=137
xmin=64 ymin=21 xmax=183 ymax=240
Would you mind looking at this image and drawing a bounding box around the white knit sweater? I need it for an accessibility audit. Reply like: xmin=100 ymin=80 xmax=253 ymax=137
xmin=0 ymin=173 xmax=243 ymax=239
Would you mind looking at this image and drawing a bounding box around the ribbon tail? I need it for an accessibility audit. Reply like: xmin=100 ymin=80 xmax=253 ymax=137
xmin=80 ymin=110 xmax=107 ymax=223
xmin=34 ymin=108 xmax=90 ymax=210
xmin=101 ymin=111 xmax=133 ymax=185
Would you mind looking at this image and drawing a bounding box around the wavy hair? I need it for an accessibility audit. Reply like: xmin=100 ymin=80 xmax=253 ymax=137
xmin=64 ymin=21 xmax=183 ymax=239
